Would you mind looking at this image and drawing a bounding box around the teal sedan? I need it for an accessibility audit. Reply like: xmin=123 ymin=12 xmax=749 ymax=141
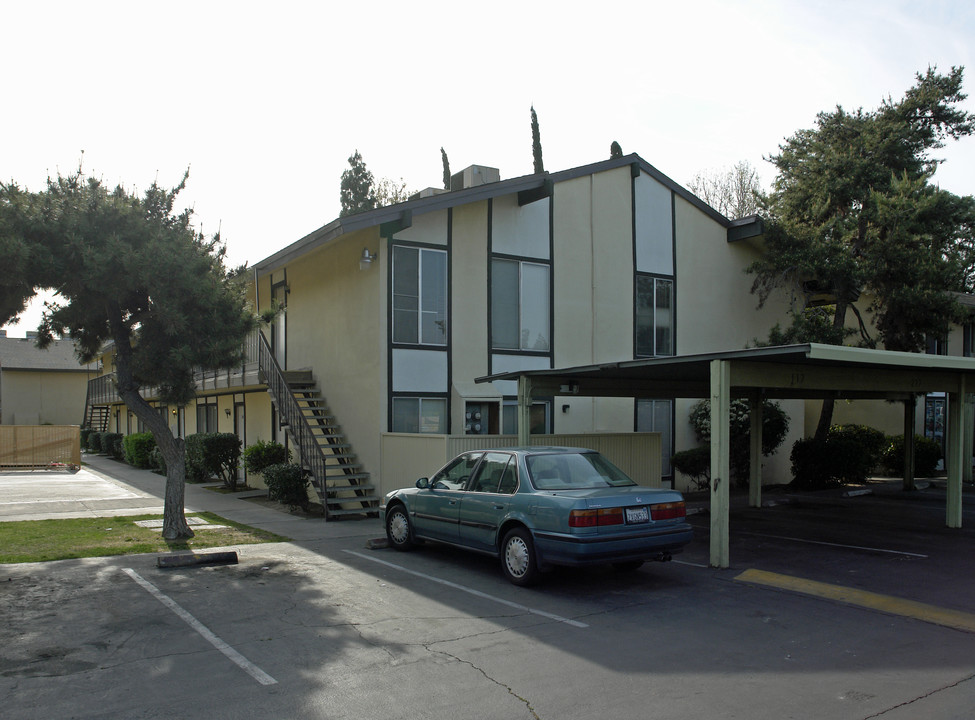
xmin=380 ymin=447 xmax=693 ymax=586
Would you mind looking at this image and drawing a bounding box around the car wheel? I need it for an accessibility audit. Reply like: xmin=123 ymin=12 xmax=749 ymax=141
xmin=385 ymin=505 xmax=414 ymax=550
xmin=501 ymin=528 xmax=539 ymax=586
xmin=611 ymin=560 xmax=645 ymax=572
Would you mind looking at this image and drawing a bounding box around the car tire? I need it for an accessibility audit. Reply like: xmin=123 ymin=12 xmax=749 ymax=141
xmin=385 ymin=505 xmax=414 ymax=551
xmin=611 ymin=560 xmax=645 ymax=572
xmin=501 ymin=527 xmax=539 ymax=586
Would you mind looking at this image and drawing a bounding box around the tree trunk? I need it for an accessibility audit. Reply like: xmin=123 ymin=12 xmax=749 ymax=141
xmin=117 ymin=386 xmax=194 ymax=539
xmin=109 ymin=307 xmax=193 ymax=539
xmin=813 ymin=295 xmax=851 ymax=443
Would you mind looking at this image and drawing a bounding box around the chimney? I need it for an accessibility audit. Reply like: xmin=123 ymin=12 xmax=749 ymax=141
xmin=450 ymin=165 xmax=500 ymax=191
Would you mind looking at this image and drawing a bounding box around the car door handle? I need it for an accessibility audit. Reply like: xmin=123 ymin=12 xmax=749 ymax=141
xmin=448 ymin=500 xmax=458 ymax=506
xmin=493 ymin=504 xmax=505 ymax=510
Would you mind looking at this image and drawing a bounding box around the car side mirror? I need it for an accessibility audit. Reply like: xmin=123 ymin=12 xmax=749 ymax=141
xmin=415 ymin=477 xmax=431 ymax=489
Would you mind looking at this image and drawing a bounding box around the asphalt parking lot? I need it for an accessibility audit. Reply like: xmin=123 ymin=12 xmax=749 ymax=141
xmin=2 ymin=460 xmax=975 ymax=720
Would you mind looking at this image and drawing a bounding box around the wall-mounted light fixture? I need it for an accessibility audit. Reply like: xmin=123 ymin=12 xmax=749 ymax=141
xmin=172 ymin=408 xmax=177 ymax=416
xmin=224 ymin=408 xmax=232 ymax=418
xmin=359 ymin=248 xmax=377 ymax=270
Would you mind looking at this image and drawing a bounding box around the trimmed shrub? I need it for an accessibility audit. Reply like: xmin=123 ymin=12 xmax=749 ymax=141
xmin=881 ymin=434 xmax=943 ymax=478
xmin=791 ymin=424 xmax=889 ymax=490
xmin=243 ymin=440 xmax=290 ymax=475
xmin=88 ymin=431 xmax=103 ymax=453
xmin=123 ymin=432 xmax=157 ymax=469
xmin=80 ymin=428 xmax=92 ymax=452
xmin=670 ymin=446 xmax=711 ymax=493
xmin=100 ymin=432 xmax=124 ymax=460
xmin=688 ymin=398 xmax=791 ymax=488
xmin=185 ymin=433 xmax=242 ymax=489
xmin=262 ymin=463 xmax=310 ymax=511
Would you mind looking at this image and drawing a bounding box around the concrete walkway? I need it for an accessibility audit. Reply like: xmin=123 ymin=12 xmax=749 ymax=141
xmin=0 ymin=453 xmax=382 ymax=543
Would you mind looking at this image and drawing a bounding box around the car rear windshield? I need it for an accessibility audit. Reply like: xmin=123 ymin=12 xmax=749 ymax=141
xmin=526 ymin=452 xmax=638 ymax=490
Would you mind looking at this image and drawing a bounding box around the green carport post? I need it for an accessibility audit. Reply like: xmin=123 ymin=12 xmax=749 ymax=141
xmin=710 ymin=359 xmax=731 ymax=568
xmin=517 ymin=375 xmax=532 ymax=447
xmin=748 ymin=392 xmax=763 ymax=508
xmin=946 ymin=378 xmax=967 ymax=529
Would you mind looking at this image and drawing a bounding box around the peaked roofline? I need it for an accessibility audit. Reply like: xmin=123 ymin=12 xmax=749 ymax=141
xmin=253 ymin=153 xmax=761 ymax=276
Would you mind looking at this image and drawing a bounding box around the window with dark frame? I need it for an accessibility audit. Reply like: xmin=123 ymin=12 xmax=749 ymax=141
xmin=635 ymin=275 xmax=674 ymax=358
xmin=392 ymin=245 xmax=447 ymax=346
xmin=491 ymin=258 xmax=550 ymax=352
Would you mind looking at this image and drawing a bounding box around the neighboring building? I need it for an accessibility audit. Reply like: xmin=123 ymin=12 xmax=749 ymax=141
xmin=0 ymin=332 xmax=94 ymax=425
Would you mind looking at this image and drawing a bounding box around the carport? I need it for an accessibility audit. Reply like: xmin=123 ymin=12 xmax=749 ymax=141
xmin=478 ymin=343 xmax=975 ymax=568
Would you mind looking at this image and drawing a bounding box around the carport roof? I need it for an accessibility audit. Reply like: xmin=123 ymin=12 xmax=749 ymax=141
xmin=479 ymin=343 xmax=975 ymax=569
xmin=477 ymin=343 xmax=975 ymax=400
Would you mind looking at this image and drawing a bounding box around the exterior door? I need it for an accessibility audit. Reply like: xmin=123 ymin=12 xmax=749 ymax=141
xmin=271 ymin=280 xmax=287 ymax=368
xmin=234 ymin=402 xmax=246 ymax=483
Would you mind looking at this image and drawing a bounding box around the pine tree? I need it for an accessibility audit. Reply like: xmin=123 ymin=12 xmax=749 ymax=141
xmin=339 ymin=150 xmax=377 ymax=216
xmin=749 ymin=66 xmax=975 ymax=440
xmin=441 ymin=147 xmax=451 ymax=190
xmin=0 ymin=170 xmax=257 ymax=539
xmin=531 ymin=106 xmax=544 ymax=174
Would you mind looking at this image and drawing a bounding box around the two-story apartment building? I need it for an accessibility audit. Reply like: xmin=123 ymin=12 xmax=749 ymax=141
xmin=240 ymin=153 xmax=800 ymax=503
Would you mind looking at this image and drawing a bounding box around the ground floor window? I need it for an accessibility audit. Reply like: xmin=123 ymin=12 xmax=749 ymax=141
xmin=501 ymin=399 xmax=550 ymax=435
xmin=196 ymin=400 xmax=218 ymax=433
xmin=392 ymin=397 xmax=447 ymax=433
xmin=637 ymin=398 xmax=673 ymax=483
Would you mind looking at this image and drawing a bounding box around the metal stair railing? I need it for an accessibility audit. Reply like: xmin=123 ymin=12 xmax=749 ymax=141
xmin=255 ymin=330 xmax=329 ymax=515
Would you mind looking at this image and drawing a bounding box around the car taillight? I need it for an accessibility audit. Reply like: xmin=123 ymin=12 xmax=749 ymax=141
xmin=569 ymin=508 xmax=624 ymax=527
xmin=650 ymin=501 xmax=686 ymax=520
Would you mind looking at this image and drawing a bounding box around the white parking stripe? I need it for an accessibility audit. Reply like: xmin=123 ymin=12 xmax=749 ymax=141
xmin=122 ymin=568 xmax=278 ymax=685
xmin=343 ymin=550 xmax=589 ymax=628
xmin=734 ymin=531 xmax=928 ymax=558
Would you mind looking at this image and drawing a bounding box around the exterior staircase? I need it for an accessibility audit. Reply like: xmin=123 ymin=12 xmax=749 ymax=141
xmin=256 ymin=332 xmax=379 ymax=519
xmin=284 ymin=371 xmax=379 ymax=518
xmin=83 ymin=388 xmax=110 ymax=432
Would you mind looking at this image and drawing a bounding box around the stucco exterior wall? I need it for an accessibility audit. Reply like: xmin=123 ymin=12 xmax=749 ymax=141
xmin=270 ymin=228 xmax=386 ymax=492
xmin=1 ymin=369 xmax=89 ymax=426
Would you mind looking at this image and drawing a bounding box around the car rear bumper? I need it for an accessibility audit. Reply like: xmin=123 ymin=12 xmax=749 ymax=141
xmin=532 ymin=524 xmax=693 ymax=567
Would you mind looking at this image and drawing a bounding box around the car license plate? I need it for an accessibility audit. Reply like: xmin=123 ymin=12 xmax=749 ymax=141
xmin=625 ymin=506 xmax=649 ymax=524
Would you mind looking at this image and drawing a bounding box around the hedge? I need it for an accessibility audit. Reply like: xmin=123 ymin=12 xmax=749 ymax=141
xmin=123 ymin=432 xmax=157 ymax=469
xmin=185 ymin=432 xmax=242 ymax=489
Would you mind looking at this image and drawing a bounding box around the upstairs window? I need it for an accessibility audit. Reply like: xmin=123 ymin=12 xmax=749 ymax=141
xmin=393 ymin=246 xmax=447 ymax=346
xmin=636 ymin=275 xmax=673 ymax=357
xmin=492 ymin=258 xmax=550 ymax=352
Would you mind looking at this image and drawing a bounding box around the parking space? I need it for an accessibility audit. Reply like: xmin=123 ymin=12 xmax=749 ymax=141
xmin=3 ymin=466 xmax=975 ymax=719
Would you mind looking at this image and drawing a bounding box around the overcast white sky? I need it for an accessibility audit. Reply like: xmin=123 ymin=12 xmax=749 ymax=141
xmin=3 ymin=0 xmax=974 ymax=336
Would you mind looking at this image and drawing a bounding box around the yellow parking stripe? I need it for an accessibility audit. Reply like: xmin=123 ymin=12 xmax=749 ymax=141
xmin=736 ymin=568 xmax=975 ymax=634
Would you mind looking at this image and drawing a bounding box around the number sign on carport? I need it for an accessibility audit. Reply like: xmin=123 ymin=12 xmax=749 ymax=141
xmin=478 ymin=343 xmax=975 ymax=569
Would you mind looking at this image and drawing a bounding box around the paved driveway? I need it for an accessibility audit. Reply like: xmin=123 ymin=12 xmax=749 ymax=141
xmin=0 ymin=466 xmax=162 ymax=521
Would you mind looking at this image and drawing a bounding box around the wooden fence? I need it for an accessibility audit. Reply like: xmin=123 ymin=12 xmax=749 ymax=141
xmin=0 ymin=426 xmax=81 ymax=469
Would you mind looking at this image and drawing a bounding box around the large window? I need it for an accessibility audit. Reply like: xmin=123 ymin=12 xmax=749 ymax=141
xmin=492 ymin=258 xmax=550 ymax=351
xmin=393 ymin=246 xmax=447 ymax=346
xmin=636 ymin=275 xmax=673 ymax=357
xmin=392 ymin=397 xmax=447 ymax=434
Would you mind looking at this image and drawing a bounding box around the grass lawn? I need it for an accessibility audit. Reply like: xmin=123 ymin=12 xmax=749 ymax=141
xmin=0 ymin=512 xmax=291 ymax=563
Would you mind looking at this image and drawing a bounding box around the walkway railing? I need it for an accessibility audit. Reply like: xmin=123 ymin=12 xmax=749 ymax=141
xmin=84 ymin=330 xmax=263 ymax=408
